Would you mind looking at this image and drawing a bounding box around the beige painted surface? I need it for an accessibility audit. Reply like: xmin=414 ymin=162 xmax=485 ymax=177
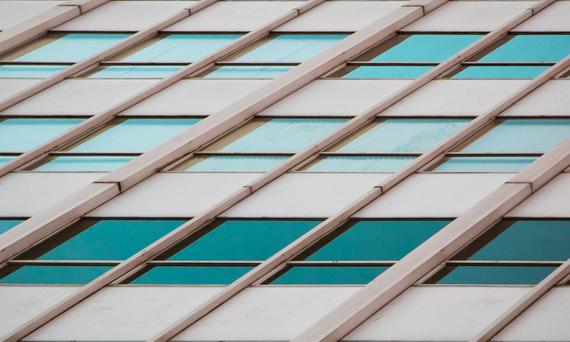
xmin=0 ymin=80 xmax=41 ymax=104
xmin=507 ymin=174 xmax=570 ymax=218
xmin=502 ymin=80 xmax=570 ymax=116
xmin=513 ymin=1 xmax=570 ymax=31
xmin=0 ymin=1 xmax=65 ymax=30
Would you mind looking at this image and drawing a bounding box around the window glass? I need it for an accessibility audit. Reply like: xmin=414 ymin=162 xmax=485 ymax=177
xmin=452 ymin=66 xmax=548 ymax=79
xmin=271 ymin=266 xmax=388 ymax=285
xmin=479 ymin=34 xmax=570 ymax=63
xmin=0 ymin=118 xmax=83 ymax=153
xmin=431 ymin=265 xmax=555 ymax=285
xmin=0 ymin=65 xmax=67 ymax=78
xmin=339 ymin=65 xmax=432 ymax=79
xmin=432 ymin=156 xmax=536 ymax=173
xmin=88 ymin=65 xmax=182 ymax=79
xmin=31 ymin=156 xmax=135 ymax=172
xmin=203 ymin=66 xmax=292 ymax=79
xmin=0 ymin=156 xmax=15 ymax=165
xmin=130 ymin=266 xmax=253 ymax=285
xmin=0 ymin=265 xmax=112 ymax=285
xmin=0 ymin=220 xmax=21 ymax=235
xmin=305 ymin=156 xmax=414 ymax=173
xmin=176 ymin=155 xmax=288 ymax=172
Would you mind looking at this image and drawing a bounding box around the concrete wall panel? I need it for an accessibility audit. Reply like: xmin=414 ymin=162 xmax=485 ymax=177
xmin=0 ymin=79 xmax=41 ymax=105
xmin=507 ymin=174 xmax=570 ymax=218
xmin=502 ymin=80 xmax=570 ymax=117
xmin=513 ymin=1 xmax=570 ymax=32
xmin=0 ymin=1 xmax=64 ymax=30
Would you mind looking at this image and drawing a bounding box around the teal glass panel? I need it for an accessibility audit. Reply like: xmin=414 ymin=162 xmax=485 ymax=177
xmin=461 ymin=119 xmax=570 ymax=153
xmin=465 ymin=220 xmax=570 ymax=261
xmin=184 ymin=155 xmax=288 ymax=172
xmin=452 ymin=66 xmax=549 ymax=79
xmin=34 ymin=156 xmax=134 ymax=172
xmin=130 ymin=266 xmax=253 ymax=285
xmin=342 ymin=65 xmax=432 ymax=79
xmin=305 ymin=220 xmax=449 ymax=261
xmin=339 ymin=119 xmax=469 ymax=153
xmin=0 ymin=156 xmax=15 ymax=165
xmin=204 ymin=66 xmax=292 ymax=79
xmin=89 ymin=65 xmax=182 ymax=79
xmin=21 ymin=219 xmax=184 ymax=260
xmin=271 ymin=266 xmax=388 ymax=285
xmin=218 ymin=118 xmax=346 ymax=153
xmin=306 ymin=156 xmax=414 ymax=173
xmin=434 ymin=265 xmax=555 ymax=285
xmin=168 ymin=220 xmax=319 ymax=261
xmin=17 ymin=33 xmax=129 ymax=63
xmin=0 ymin=220 xmax=22 ymax=235
xmin=69 ymin=118 xmax=199 ymax=153
xmin=371 ymin=34 xmax=481 ymax=62
xmin=234 ymin=34 xmax=346 ymax=62
xmin=0 ymin=265 xmax=112 ymax=285
xmin=479 ymin=34 xmax=570 ymax=63
xmin=0 ymin=118 xmax=83 ymax=153
xmin=433 ymin=157 xmax=536 ymax=173
xmin=0 ymin=65 xmax=67 ymax=78
xmin=123 ymin=34 xmax=241 ymax=62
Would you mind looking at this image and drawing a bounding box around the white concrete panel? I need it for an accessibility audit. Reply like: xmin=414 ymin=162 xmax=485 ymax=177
xmin=176 ymin=286 xmax=361 ymax=341
xmin=0 ymin=1 xmax=64 ymax=30
xmin=90 ymin=173 xmax=260 ymax=217
xmin=123 ymin=79 xmax=268 ymax=116
xmin=507 ymin=174 xmax=570 ymax=218
xmin=259 ymin=80 xmax=410 ymax=117
xmin=0 ymin=285 xmax=79 ymax=334
xmin=403 ymin=1 xmax=535 ymax=32
xmin=383 ymin=80 xmax=527 ymax=117
xmin=495 ymin=287 xmax=570 ymax=341
xmin=1 ymin=79 xmax=155 ymax=116
xmin=502 ymin=80 xmax=570 ymax=117
xmin=55 ymin=1 xmax=197 ymax=32
xmin=356 ymin=174 xmax=511 ymax=218
xmin=226 ymin=173 xmax=390 ymax=218
xmin=0 ymin=79 xmax=40 ymax=104
xmin=275 ymin=1 xmax=406 ymax=32
xmin=0 ymin=173 xmax=101 ymax=217
xmin=26 ymin=286 xmax=222 ymax=341
xmin=166 ymin=1 xmax=302 ymax=32
xmin=345 ymin=286 xmax=529 ymax=341
xmin=514 ymin=1 xmax=570 ymax=32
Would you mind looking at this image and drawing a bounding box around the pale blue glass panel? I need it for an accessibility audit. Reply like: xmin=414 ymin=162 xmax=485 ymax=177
xmin=480 ymin=34 xmax=570 ymax=63
xmin=371 ymin=34 xmax=481 ymax=62
xmin=235 ymin=34 xmax=347 ymax=62
xmin=131 ymin=266 xmax=253 ymax=285
xmin=185 ymin=155 xmax=288 ymax=172
xmin=0 ymin=220 xmax=22 ymax=235
xmin=70 ymin=118 xmax=199 ymax=153
xmin=204 ymin=65 xmax=292 ymax=79
xmin=271 ymin=266 xmax=388 ymax=285
xmin=34 ymin=156 xmax=135 ymax=172
xmin=339 ymin=119 xmax=469 ymax=153
xmin=0 ymin=65 xmax=67 ymax=78
xmin=306 ymin=156 xmax=414 ymax=173
xmin=434 ymin=157 xmax=536 ymax=173
xmin=452 ymin=66 xmax=549 ymax=79
xmin=342 ymin=65 xmax=432 ymax=79
xmin=17 ymin=33 xmax=129 ymax=63
xmin=461 ymin=119 xmax=570 ymax=153
xmin=435 ymin=265 xmax=555 ymax=285
xmin=0 ymin=118 xmax=83 ymax=153
xmin=123 ymin=34 xmax=241 ymax=62
xmin=0 ymin=265 xmax=112 ymax=285
xmin=218 ymin=118 xmax=346 ymax=153
xmin=89 ymin=65 xmax=182 ymax=79
xmin=0 ymin=156 xmax=15 ymax=165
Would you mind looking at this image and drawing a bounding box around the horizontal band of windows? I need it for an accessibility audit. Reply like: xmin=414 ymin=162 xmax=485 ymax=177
xmin=424 ymin=265 xmax=558 ymax=285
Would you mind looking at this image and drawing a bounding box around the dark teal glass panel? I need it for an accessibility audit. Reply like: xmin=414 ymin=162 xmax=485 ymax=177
xmin=182 ymin=155 xmax=288 ymax=172
xmin=305 ymin=220 xmax=449 ymax=261
xmin=69 ymin=118 xmax=199 ymax=153
xmin=0 ymin=118 xmax=83 ymax=153
xmin=234 ymin=34 xmax=346 ymax=62
xmin=123 ymin=34 xmax=241 ymax=62
xmin=204 ymin=66 xmax=292 ymax=79
xmin=169 ymin=220 xmax=319 ymax=261
xmin=0 ymin=65 xmax=67 ymax=78
xmin=342 ymin=65 xmax=432 ymax=79
xmin=479 ymin=34 xmax=570 ymax=63
xmin=21 ymin=219 xmax=184 ymax=260
xmin=0 ymin=265 xmax=111 ymax=284
xmin=89 ymin=65 xmax=182 ymax=79
xmin=0 ymin=155 xmax=15 ymax=165
xmin=306 ymin=156 xmax=414 ymax=173
xmin=33 ymin=156 xmax=135 ymax=172
xmin=0 ymin=220 xmax=22 ymax=235
xmin=461 ymin=119 xmax=570 ymax=153
xmin=433 ymin=156 xmax=536 ymax=173
xmin=434 ymin=265 xmax=555 ymax=285
xmin=130 ymin=266 xmax=252 ymax=285
xmin=271 ymin=266 xmax=388 ymax=285
xmin=452 ymin=66 xmax=549 ymax=79
xmin=371 ymin=34 xmax=481 ymax=62
xmin=17 ymin=33 xmax=129 ymax=63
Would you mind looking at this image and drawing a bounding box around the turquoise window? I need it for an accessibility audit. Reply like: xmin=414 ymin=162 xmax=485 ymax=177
xmin=67 ymin=118 xmax=199 ymax=153
xmin=233 ymin=34 xmax=346 ymax=62
xmin=452 ymin=65 xmax=549 ymax=79
xmin=0 ymin=220 xmax=22 ymax=235
xmin=305 ymin=156 xmax=414 ymax=173
xmin=433 ymin=156 xmax=536 ymax=173
xmin=271 ymin=266 xmax=388 ymax=285
xmin=0 ymin=155 xmax=15 ymax=165
xmin=32 ymin=156 xmax=135 ymax=172
xmin=460 ymin=119 xmax=570 ymax=153
xmin=204 ymin=66 xmax=292 ymax=79
xmin=180 ymin=155 xmax=288 ymax=172
xmin=88 ymin=65 xmax=182 ymax=79
xmin=479 ymin=34 xmax=570 ymax=63
xmin=130 ymin=266 xmax=253 ymax=285
xmin=338 ymin=119 xmax=469 ymax=153
xmin=341 ymin=65 xmax=432 ymax=79
xmin=0 ymin=65 xmax=67 ymax=78
xmin=0 ymin=265 xmax=112 ymax=285
xmin=432 ymin=265 xmax=555 ymax=285
xmin=0 ymin=118 xmax=83 ymax=153
xmin=16 ymin=33 xmax=129 ymax=63
xmin=122 ymin=34 xmax=241 ymax=62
